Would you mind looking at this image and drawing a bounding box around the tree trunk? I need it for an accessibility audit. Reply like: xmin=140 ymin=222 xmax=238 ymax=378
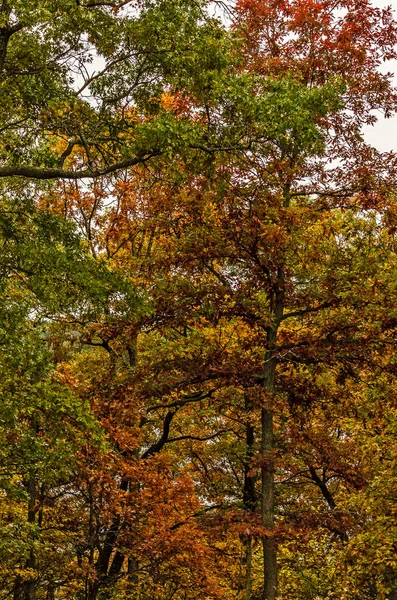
xmin=245 ymin=536 xmax=253 ymax=600
xmin=387 ymin=582 xmax=397 ymax=600
xmin=261 ymin=267 xmax=284 ymax=600
xmin=87 ymin=580 xmax=99 ymax=600
xmin=13 ymin=578 xmax=36 ymax=600
xmin=261 ymin=406 xmax=277 ymax=600
xmin=128 ymin=558 xmax=140 ymax=599
xmin=13 ymin=473 xmax=37 ymax=600
xmin=86 ymin=332 xmax=140 ymax=600
xmin=243 ymin=393 xmax=256 ymax=600
xmin=243 ymin=395 xmax=256 ymax=512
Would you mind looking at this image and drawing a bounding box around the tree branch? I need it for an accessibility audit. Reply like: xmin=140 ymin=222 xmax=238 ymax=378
xmin=140 ymin=411 xmax=175 ymax=459
xmin=204 ymin=262 xmax=232 ymax=288
xmin=282 ymin=300 xmax=337 ymax=321
xmin=0 ymin=151 xmax=160 ymax=180
xmin=170 ymin=504 xmax=223 ymax=530
xmin=166 ymin=429 xmax=231 ymax=444
xmin=146 ymin=389 xmax=216 ymax=414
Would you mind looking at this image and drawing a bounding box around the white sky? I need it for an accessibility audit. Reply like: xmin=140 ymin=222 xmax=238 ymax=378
xmin=362 ymin=0 xmax=397 ymax=152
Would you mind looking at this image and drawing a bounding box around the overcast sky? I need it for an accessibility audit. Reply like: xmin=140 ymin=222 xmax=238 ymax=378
xmin=362 ymin=0 xmax=397 ymax=152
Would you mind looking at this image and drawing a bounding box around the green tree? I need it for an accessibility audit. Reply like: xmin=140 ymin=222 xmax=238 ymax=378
xmin=0 ymin=0 xmax=230 ymax=180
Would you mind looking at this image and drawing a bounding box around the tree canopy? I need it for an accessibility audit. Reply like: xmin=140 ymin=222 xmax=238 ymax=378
xmin=1 ymin=1 xmax=397 ymax=600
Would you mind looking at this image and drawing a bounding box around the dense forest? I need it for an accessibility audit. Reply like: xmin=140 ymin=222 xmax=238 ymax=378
xmin=0 ymin=1 xmax=397 ymax=599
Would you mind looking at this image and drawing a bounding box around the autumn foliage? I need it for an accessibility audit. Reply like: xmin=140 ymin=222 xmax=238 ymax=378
xmin=0 ymin=1 xmax=397 ymax=600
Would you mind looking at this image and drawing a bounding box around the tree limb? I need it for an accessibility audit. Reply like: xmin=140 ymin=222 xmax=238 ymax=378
xmin=282 ymin=300 xmax=337 ymax=321
xmin=146 ymin=389 xmax=216 ymax=414
xmin=166 ymin=429 xmax=231 ymax=444
xmin=0 ymin=151 xmax=160 ymax=180
xmin=140 ymin=411 xmax=175 ymax=459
